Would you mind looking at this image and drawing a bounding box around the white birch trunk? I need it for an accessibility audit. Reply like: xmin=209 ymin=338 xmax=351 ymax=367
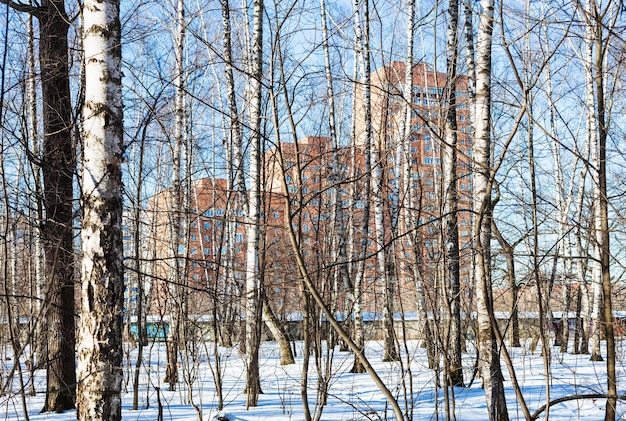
xmin=321 ymin=0 xmax=352 ymax=319
xmin=349 ymin=0 xmax=369 ymax=374
xmin=399 ymin=0 xmax=432 ymax=351
xmin=165 ymin=0 xmax=186 ymax=389
xmin=544 ymin=48 xmax=576 ymax=352
xmin=244 ymin=0 xmax=264 ymax=407
xmin=572 ymin=69 xmax=592 ymax=354
xmin=27 ymin=10 xmax=45 ymax=372
xmin=76 ymin=0 xmax=124 ymax=418
xmin=473 ymin=0 xmax=508 ymax=417
xmin=443 ymin=0 xmax=463 ymax=386
xmin=583 ymin=1 xmax=603 ymax=360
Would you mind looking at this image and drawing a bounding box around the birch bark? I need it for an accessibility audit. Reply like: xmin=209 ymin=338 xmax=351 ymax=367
xmin=244 ymin=0 xmax=264 ymax=407
xmin=349 ymin=0 xmax=370 ymax=374
xmin=473 ymin=0 xmax=508 ymax=418
xmin=76 ymin=0 xmax=124 ymax=418
xmin=443 ymin=0 xmax=463 ymax=387
xmin=164 ymin=0 xmax=186 ymax=390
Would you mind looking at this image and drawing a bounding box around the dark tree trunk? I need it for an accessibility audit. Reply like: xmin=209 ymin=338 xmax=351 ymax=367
xmin=38 ymin=0 xmax=76 ymax=412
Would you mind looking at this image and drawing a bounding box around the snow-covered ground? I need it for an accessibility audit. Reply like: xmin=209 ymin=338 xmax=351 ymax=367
xmin=2 ymin=339 xmax=623 ymax=420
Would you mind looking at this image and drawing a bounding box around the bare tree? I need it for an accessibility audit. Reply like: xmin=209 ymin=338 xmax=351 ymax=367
xmin=443 ymin=0 xmax=463 ymax=388
xmin=164 ymin=0 xmax=186 ymax=391
xmin=349 ymin=0 xmax=374 ymax=373
xmin=76 ymin=0 xmax=124 ymax=417
xmin=581 ymin=0 xmax=621 ymax=417
xmin=473 ymin=0 xmax=509 ymax=417
xmin=244 ymin=0 xmax=264 ymax=407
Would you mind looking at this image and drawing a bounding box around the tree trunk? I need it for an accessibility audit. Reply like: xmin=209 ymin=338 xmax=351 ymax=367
xmin=244 ymin=0 xmax=264 ymax=408
xmin=443 ymin=0 xmax=463 ymax=387
xmin=492 ymin=224 xmax=520 ymax=348
xmin=38 ymin=0 xmax=77 ymax=412
xmin=349 ymin=0 xmax=370 ymax=374
xmin=165 ymin=0 xmax=187 ymax=392
xmin=221 ymin=0 xmax=247 ymax=352
xmin=473 ymin=0 xmax=509 ymax=418
xmin=76 ymin=0 xmax=124 ymax=418
xmin=320 ymin=0 xmax=353 ymax=351
xmin=26 ymin=8 xmax=45 ymax=380
xmin=261 ymin=294 xmax=295 ymax=365
xmin=590 ymin=1 xmax=617 ymax=416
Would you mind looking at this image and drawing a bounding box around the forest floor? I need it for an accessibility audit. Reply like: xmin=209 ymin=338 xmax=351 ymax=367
xmin=2 ymin=338 xmax=624 ymax=420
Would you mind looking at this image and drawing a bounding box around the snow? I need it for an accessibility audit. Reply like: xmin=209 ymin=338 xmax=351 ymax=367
xmin=2 ymin=339 xmax=624 ymax=420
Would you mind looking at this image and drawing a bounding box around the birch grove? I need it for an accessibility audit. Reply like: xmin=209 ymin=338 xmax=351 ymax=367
xmin=0 ymin=0 xmax=624 ymax=418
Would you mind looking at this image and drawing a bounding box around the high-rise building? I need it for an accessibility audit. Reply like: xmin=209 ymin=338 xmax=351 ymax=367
xmin=144 ymin=61 xmax=474 ymax=321
xmin=354 ymin=61 xmax=474 ymax=289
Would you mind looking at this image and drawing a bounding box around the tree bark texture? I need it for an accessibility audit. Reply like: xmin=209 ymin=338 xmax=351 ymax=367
xmin=38 ymin=0 xmax=77 ymax=412
xmin=244 ymin=0 xmax=264 ymax=408
xmin=76 ymin=0 xmax=124 ymax=419
xmin=443 ymin=0 xmax=463 ymax=387
xmin=473 ymin=0 xmax=509 ymax=418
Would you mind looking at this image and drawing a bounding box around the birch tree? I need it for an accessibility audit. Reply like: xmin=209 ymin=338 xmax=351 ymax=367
xmin=582 ymin=0 xmax=620 ymax=417
xmin=221 ymin=0 xmax=246 ymax=350
xmin=244 ymin=0 xmax=264 ymax=407
xmin=443 ymin=0 xmax=463 ymax=387
xmin=76 ymin=0 xmax=124 ymax=418
xmin=473 ymin=0 xmax=509 ymax=417
xmin=363 ymin=0 xmax=399 ymax=363
xmin=164 ymin=0 xmax=186 ymax=391
xmin=350 ymin=0 xmax=372 ymax=373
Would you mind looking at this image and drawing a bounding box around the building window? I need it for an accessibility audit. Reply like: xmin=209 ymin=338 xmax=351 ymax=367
xmin=236 ymin=233 xmax=243 ymax=243
xmin=203 ymin=221 xmax=211 ymax=229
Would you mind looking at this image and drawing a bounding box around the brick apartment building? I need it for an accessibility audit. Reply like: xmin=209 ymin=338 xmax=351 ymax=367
xmin=137 ymin=61 xmax=475 ymax=325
